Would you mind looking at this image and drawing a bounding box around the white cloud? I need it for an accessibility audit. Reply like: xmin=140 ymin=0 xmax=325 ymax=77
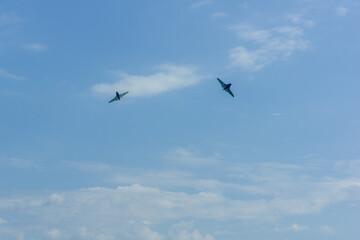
xmin=92 ymin=64 xmax=204 ymax=97
xmin=291 ymin=223 xmax=309 ymax=231
xmin=334 ymin=159 xmax=360 ymax=177
xmin=1 ymin=160 xmax=359 ymax=239
xmin=191 ymin=0 xmax=212 ymax=9
xmin=170 ymin=222 xmax=216 ymax=240
xmin=272 ymin=113 xmax=282 ymax=117
xmin=231 ymin=25 xmax=273 ymax=43
xmin=136 ymin=227 xmax=165 ymax=240
xmin=286 ymin=14 xmax=314 ymax=28
xmin=22 ymin=43 xmax=48 ymax=51
xmin=170 ymin=229 xmax=215 ymax=240
xmin=0 ymin=179 xmax=357 ymax=239
xmin=1 ymin=175 xmax=359 ymax=221
xmin=229 ymin=46 xmax=268 ymax=71
xmin=274 ymin=223 xmax=309 ymax=232
xmin=49 ymin=193 xmax=64 ymax=204
xmin=275 ymin=26 xmax=304 ymax=37
xmin=229 ymin=24 xmax=308 ymax=71
xmin=0 ymin=69 xmax=26 ymax=81
xmin=45 ymin=229 xmax=62 ymax=239
xmin=336 ymin=6 xmax=349 ymax=17
xmin=0 ymin=185 xmax=224 ymax=239
xmin=112 ymin=169 xmax=265 ymax=195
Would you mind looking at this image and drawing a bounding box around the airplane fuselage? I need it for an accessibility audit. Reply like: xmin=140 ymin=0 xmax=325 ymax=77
xmin=223 ymin=83 xmax=232 ymax=90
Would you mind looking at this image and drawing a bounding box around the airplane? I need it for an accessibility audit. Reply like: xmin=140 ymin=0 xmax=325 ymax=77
xmin=108 ymin=91 xmax=129 ymax=103
xmin=217 ymin=78 xmax=234 ymax=97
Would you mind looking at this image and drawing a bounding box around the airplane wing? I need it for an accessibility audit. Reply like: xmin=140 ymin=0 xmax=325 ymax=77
xmin=225 ymin=88 xmax=235 ymax=97
xmin=119 ymin=91 xmax=129 ymax=98
xmin=217 ymin=78 xmax=227 ymax=88
xmin=108 ymin=96 xmax=119 ymax=103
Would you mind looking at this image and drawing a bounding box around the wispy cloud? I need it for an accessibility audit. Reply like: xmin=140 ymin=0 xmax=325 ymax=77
xmin=0 ymin=12 xmax=21 ymax=25
xmin=274 ymin=223 xmax=309 ymax=232
xmin=45 ymin=229 xmax=62 ymax=239
xmin=165 ymin=147 xmax=220 ymax=167
xmin=229 ymin=24 xmax=308 ymax=71
xmin=22 ymin=43 xmax=48 ymax=51
xmin=211 ymin=12 xmax=228 ymax=19
xmin=92 ymin=64 xmax=204 ymax=97
xmin=334 ymin=159 xmax=360 ymax=177
xmin=66 ymin=161 xmax=112 ymax=172
xmin=191 ymin=0 xmax=212 ymax=9
xmin=336 ymin=6 xmax=349 ymax=16
xmin=0 ymin=90 xmax=24 ymax=96
xmin=0 ymin=155 xmax=42 ymax=169
xmin=0 ymin=217 xmax=7 ymax=224
xmin=319 ymin=225 xmax=335 ymax=234
xmin=0 ymin=69 xmax=26 ymax=81
xmin=112 ymin=169 xmax=265 ymax=195
xmin=170 ymin=228 xmax=215 ymax=240
xmin=286 ymin=13 xmax=315 ymax=28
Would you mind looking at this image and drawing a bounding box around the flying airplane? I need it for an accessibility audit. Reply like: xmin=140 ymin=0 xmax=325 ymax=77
xmin=217 ymin=78 xmax=234 ymax=97
xmin=108 ymin=91 xmax=129 ymax=103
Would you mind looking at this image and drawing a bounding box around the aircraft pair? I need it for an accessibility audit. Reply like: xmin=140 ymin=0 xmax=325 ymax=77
xmin=108 ymin=78 xmax=234 ymax=103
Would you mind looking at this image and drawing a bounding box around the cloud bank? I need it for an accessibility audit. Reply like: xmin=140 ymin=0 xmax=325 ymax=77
xmin=1 ymin=158 xmax=360 ymax=239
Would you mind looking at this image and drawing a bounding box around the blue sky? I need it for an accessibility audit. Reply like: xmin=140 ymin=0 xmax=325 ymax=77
xmin=1 ymin=0 xmax=360 ymax=239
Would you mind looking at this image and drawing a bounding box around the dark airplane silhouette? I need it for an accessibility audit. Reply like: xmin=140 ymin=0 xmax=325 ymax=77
xmin=108 ymin=91 xmax=129 ymax=103
xmin=217 ymin=78 xmax=234 ymax=97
